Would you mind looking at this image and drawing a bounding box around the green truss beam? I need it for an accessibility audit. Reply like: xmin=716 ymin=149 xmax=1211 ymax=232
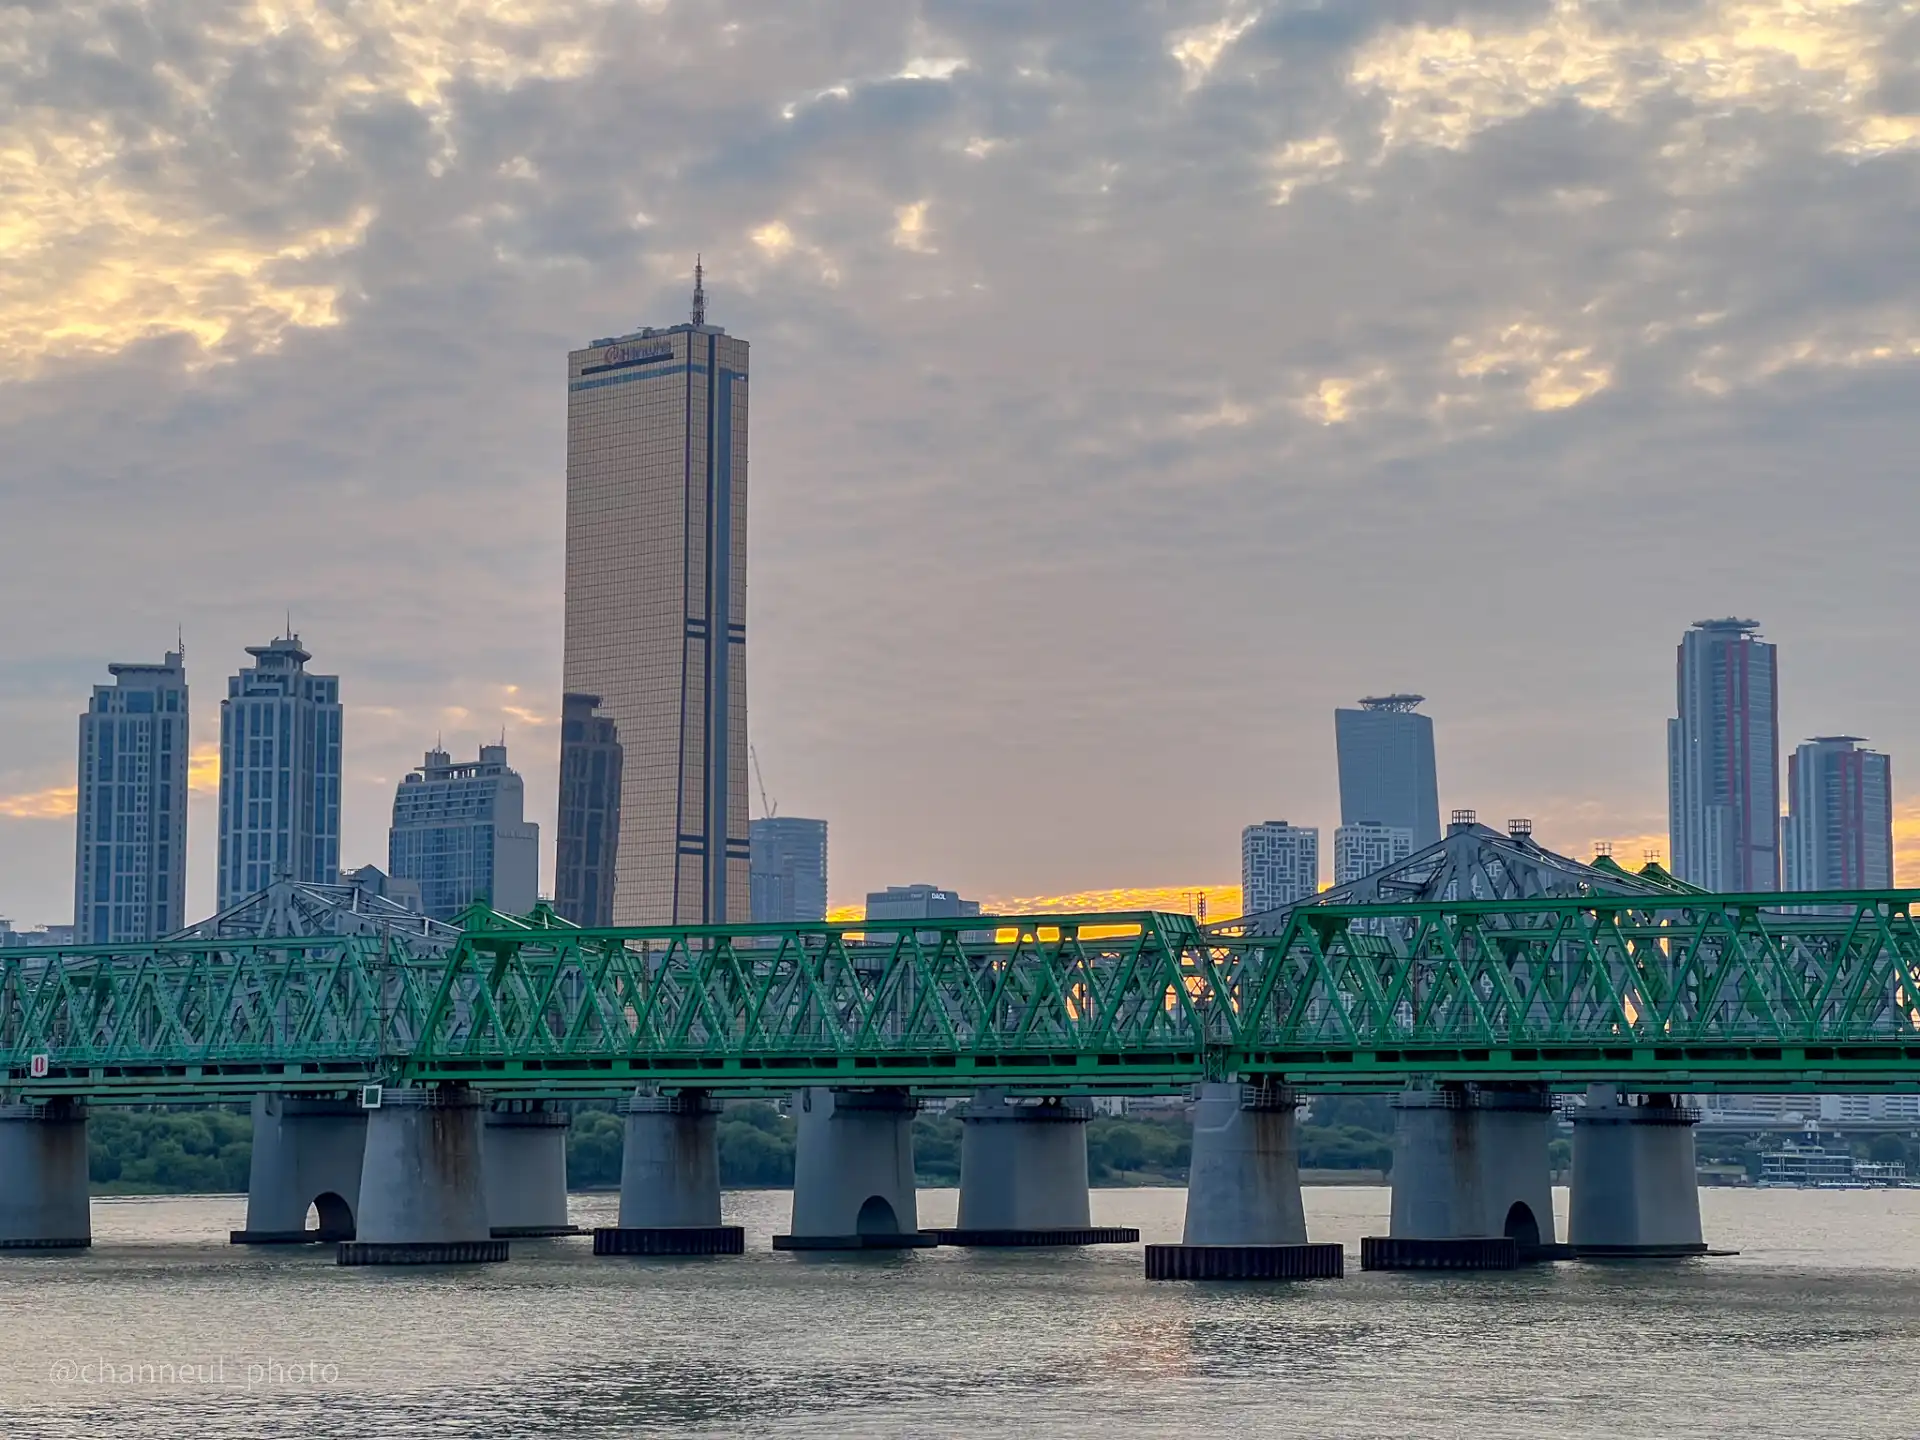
xmin=5 ymin=893 xmax=1920 ymax=1099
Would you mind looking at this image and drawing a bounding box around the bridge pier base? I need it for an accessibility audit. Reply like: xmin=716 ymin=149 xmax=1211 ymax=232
xmin=593 ymin=1090 xmax=743 ymax=1256
xmin=936 ymin=1089 xmax=1136 ymax=1246
xmin=1145 ymin=1081 xmax=1341 ymax=1280
xmin=231 ymin=1093 xmax=365 ymax=1244
xmin=1364 ymin=1082 xmax=1560 ymax=1270
xmin=1569 ymin=1085 xmax=1706 ymax=1259
xmin=484 ymin=1102 xmax=580 ymax=1238
xmin=0 ymin=1100 xmax=90 ymax=1250
xmin=773 ymin=1087 xmax=936 ymax=1250
xmin=339 ymin=1086 xmax=506 ymax=1265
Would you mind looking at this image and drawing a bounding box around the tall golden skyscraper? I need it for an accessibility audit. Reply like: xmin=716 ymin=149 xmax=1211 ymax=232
xmin=563 ymin=264 xmax=748 ymax=923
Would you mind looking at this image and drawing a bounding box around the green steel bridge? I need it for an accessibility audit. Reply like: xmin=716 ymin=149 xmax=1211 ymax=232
xmin=5 ymin=889 xmax=1920 ymax=1101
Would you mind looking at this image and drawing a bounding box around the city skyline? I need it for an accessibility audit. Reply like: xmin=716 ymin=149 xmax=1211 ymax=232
xmin=3 ymin=613 xmax=1916 ymax=930
xmin=5 ymin=6 xmax=1920 ymax=927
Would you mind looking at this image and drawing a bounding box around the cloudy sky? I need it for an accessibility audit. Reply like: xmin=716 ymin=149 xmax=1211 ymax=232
xmin=3 ymin=0 xmax=1918 ymax=927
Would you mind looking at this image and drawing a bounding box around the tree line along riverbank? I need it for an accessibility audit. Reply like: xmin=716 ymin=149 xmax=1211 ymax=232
xmin=86 ymin=1097 xmax=1901 ymax=1195
xmin=83 ymin=1098 xmax=1400 ymax=1195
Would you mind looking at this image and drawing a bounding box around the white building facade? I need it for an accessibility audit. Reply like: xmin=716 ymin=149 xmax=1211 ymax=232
xmin=217 ymin=635 xmax=341 ymax=910
xmin=563 ymin=270 xmax=749 ymax=924
xmin=74 ymin=651 xmax=189 ymax=943
xmin=1334 ymin=820 xmax=1414 ymax=886
xmin=1241 ymin=821 xmax=1320 ymax=915
xmin=388 ymin=744 xmax=540 ymax=921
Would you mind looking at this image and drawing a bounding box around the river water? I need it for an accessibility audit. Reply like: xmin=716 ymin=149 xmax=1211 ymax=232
xmin=1 ymin=1186 xmax=1916 ymax=1438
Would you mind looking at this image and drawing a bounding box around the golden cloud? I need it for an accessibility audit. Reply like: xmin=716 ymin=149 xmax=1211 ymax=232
xmin=0 ymin=0 xmax=603 ymax=376
xmin=188 ymin=744 xmax=220 ymax=794
xmin=1350 ymin=0 xmax=1920 ymax=163
xmin=0 ymin=784 xmax=78 ymax=820
xmin=827 ymin=884 xmax=1240 ymax=925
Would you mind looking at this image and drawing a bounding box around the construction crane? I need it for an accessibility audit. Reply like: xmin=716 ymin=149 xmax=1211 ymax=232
xmin=751 ymin=744 xmax=777 ymax=820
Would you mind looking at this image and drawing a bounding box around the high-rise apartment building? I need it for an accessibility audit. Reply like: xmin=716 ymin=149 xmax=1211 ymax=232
xmin=73 ymin=651 xmax=189 ymax=943
xmin=1667 ymin=618 xmax=1780 ymax=891
xmin=1335 ymin=696 xmax=1441 ymax=850
xmin=217 ymin=635 xmax=341 ymax=910
xmin=388 ymin=743 xmax=540 ymax=921
xmin=563 ymin=266 xmax=748 ymax=924
xmin=750 ymin=816 xmax=829 ymax=923
xmin=554 ymin=692 xmax=623 ymax=928
xmin=1241 ymin=821 xmax=1320 ymax=915
xmin=1334 ymin=819 xmax=1414 ymax=886
xmin=1781 ymin=736 xmax=1892 ymax=892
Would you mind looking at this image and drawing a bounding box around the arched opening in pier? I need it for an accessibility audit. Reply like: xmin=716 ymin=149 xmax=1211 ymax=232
xmin=307 ymin=1191 xmax=356 ymax=1241
xmin=855 ymin=1195 xmax=900 ymax=1236
xmin=1503 ymin=1200 xmax=1540 ymax=1253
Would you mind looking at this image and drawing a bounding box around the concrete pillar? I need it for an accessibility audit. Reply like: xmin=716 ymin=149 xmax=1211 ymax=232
xmin=939 ymin=1089 xmax=1136 ymax=1246
xmin=1145 ymin=1081 xmax=1342 ymax=1279
xmin=483 ymin=1101 xmax=579 ymax=1238
xmin=1569 ymin=1085 xmax=1707 ymax=1258
xmin=231 ymin=1093 xmax=366 ymax=1244
xmin=1369 ymin=1082 xmax=1558 ymax=1268
xmin=339 ymin=1086 xmax=505 ymax=1265
xmin=0 ymin=1099 xmax=90 ymax=1250
xmin=593 ymin=1090 xmax=743 ymax=1256
xmin=773 ymin=1087 xmax=936 ymax=1250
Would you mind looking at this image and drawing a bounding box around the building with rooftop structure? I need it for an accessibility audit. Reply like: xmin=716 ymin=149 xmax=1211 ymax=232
xmin=388 ymin=743 xmax=539 ymax=922
xmin=217 ymin=634 xmax=342 ymax=911
xmin=1335 ymin=695 xmax=1441 ymax=851
xmin=563 ymin=261 xmax=749 ymax=924
xmin=73 ymin=649 xmax=190 ymax=943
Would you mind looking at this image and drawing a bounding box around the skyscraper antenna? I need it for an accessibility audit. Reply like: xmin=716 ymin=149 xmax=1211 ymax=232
xmin=691 ymin=254 xmax=706 ymax=327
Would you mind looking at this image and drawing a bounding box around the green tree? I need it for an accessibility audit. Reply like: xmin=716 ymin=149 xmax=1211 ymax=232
xmin=565 ymin=1110 xmax=625 ymax=1189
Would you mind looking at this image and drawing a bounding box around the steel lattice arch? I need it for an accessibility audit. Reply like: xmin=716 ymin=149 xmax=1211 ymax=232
xmin=5 ymin=888 xmax=1920 ymax=1099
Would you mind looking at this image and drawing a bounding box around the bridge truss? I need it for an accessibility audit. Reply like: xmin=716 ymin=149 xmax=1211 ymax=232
xmin=4 ymin=892 xmax=1920 ymax=1099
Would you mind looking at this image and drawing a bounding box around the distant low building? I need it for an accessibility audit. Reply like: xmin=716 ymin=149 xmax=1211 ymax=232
xmin=343 ymin=863 xmax=423 ymax=915
xmin=0 ymin=921 xmax=76 ymax=948
xmin=750 ymin=817 xmax=828 ymax=922
xmin=864 ymin=884 xmax=982 ymax=922
xmin=388 ymin=743 xmax=539 ymax=921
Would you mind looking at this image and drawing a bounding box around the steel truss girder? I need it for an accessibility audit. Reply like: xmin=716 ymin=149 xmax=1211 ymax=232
xmin=4 ymin=894 xmax=1920 ymax=1098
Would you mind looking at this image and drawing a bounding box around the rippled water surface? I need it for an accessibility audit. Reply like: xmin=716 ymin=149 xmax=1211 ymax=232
xmin=3 ymin=1186 xmax=1918 ymax=1438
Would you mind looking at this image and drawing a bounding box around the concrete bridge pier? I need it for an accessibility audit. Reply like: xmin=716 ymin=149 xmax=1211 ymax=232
xmin=593 ymin=1090 xmax=743 ymax=1256
xmin=484 ymin=1101 xmax=581 ymax=1238
xmin=936 ymin=1089 xmax=1137 ymax=1246
xmin=0 ymin=1099 xmax=90 ymax=1249
xmin=231 ymin=1093 xmax=366 ymax=1244
xmin=773 ymin=1087 xmax=936 ymax=1250
xmin=1145 ymin=1081 xmax=1342 ymax=1279
xmin=1569 ymin=1084 xmax=1707 ymax=1258
xmin=339 ymin=1085 xmax=505 ymax=1265
xmin=1363 ymin=1081 xmax=1559 ymax=1270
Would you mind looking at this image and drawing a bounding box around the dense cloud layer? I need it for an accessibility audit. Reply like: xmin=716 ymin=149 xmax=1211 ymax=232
xmin=3 ymin=0 xmax=1918 ymax=923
